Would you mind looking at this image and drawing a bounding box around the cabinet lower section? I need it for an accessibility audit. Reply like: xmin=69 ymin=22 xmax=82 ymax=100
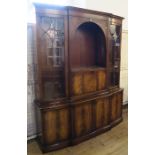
xmin=36 ymin=89 xmax=123 ymax=153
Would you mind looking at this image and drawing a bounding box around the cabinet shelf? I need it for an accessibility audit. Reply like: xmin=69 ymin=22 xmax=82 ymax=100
xmin=48 ymin=56 xmax=62 ymax=58
xmin=71 ymin=66 xmax=106 ymax=72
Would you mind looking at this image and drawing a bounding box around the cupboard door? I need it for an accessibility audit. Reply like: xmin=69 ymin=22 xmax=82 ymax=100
xmin=116 ymin=91 xmax=123 ymax=118
xmin=42 ymin=107 xmax=70 ymax=145
xmin=110 ymin=90 xmax=123 ymax=122
xmin=96 ymin=97 xmax=110 ymax=128
xmin=59 ymin=109 xmax=70 ymax=141
xmin=43 ymin=111 xmax=57 ymax=144
xmin=74 ymin=101 xmax=93 ymax=137
xmin=36 ymin=14 xmax=66 ymax=100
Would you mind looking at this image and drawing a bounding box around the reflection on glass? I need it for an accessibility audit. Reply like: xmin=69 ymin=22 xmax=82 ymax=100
xmin=38 ymin=15 xmax=65 ymax=100
xmin=39 ymin=16 xmax=64 ymax=68
xmin=110 ymin=25 xmax=121 ymax=87
xmin=110 ymin=25 xmax=116 ymax=35
xmin=48 ymin=48 xmax=53 ymax=56
xmin=110 ymin=72 xmax=119 ymax=86
xmin=44 ymin=81 xmax=64 ymax=100
xmin=110 ymin=25 xmax=121 ymax=45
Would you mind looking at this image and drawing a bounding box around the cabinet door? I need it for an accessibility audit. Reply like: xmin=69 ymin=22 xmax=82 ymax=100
xmin=73 ymin=96 xmax=110 ymax=138
xmin=73 ymin=101 xmax=93 ymax=137
xmin=36 ymin=13 xmax=66 ymax=101
xmin=109 ymin=22 xmax=122 ymax=87
xmin=111 ymin=90 xmax=123 ymax=122
xmin=42 ymin=108 xmax=70 ymax=145
xmin=96 ymin=97 xmax=110 ymax=128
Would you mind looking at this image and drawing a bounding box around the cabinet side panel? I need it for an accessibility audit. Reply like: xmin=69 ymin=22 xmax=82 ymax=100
xmin=110 ymin=90 xmax=123 ymax=124
xmin=95 ymin=97 xmax=110 ymax=128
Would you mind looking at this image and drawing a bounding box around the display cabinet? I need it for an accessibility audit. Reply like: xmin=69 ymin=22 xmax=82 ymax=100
xmin=34 ymin=3 xmax=124 ymax=153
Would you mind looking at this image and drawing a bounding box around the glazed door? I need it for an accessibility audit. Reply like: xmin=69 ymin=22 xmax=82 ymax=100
xmin=108 ymin=18 xmax=122 ymax=88
xmin=36 ymin=13 xmax=68 ymax=101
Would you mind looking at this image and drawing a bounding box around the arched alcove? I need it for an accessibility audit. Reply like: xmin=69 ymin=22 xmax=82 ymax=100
xmin=72 ymin=22 xmax=106 ymax=68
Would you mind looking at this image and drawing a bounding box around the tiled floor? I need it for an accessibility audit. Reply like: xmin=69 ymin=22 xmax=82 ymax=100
xmin=27 ymin=109 xmax=128 ymax=155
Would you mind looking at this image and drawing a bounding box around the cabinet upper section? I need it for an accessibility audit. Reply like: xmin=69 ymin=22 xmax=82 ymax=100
xmin=34 ymin=3 xmax=124 ymax=101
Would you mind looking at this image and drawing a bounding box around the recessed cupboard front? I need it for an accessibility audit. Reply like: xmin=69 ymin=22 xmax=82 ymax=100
xmin=34 ymin=3 xmax=124 ymax=153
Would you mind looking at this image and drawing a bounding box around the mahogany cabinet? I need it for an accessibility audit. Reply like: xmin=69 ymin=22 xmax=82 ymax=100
xmin=34 ymin=3 xmax=124 ymax=153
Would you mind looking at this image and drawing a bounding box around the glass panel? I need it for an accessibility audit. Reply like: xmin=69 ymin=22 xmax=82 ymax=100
xmin=44 ymin=80 xmax=64 ymax=100
xmin=114 ymin=72 xmax=119 ymax=85
xmin=110 ymin=25 xmax=121 ymax=68
xmin=110 ymin=71 xmax=119 ymax=87
xmin=44 ymin=81 xmax=54 ymax=100
xmin=38 ymin=15 xmax=64 ymax=62
xmin=110 ymin=25 xmax=121 ymax=46
xmin=37 ymin=15 xmax=65 ymax=101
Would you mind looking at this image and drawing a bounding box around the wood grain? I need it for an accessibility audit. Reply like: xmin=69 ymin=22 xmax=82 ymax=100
xmin=97 ymin=70 xmax=106 ymax=90
xmin=83 ymin=71 xmax=96 ymax=93
xmin=71 ymin=72 xmax=83 ymax=95
xmin=43 ymin=111 xmax=57 ymax=144
xmin=59 ymin=109 xmax=69 ymax=140
xmin=28 ymin=109 xmax=128 ymax=155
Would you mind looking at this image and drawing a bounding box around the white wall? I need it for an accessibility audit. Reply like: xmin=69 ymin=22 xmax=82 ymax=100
xmin=120 ymin=30 xmax=128 ymax=104
xmin=85 ymin=0 xmax=128 ymax=30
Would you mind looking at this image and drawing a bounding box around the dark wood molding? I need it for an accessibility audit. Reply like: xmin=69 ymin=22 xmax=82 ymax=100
xmin=33 ymin=3 xmax=124 ymax=19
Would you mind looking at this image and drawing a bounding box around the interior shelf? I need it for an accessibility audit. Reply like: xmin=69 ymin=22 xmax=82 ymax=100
xmin=71 ymin=66 xmax=106 ymax=72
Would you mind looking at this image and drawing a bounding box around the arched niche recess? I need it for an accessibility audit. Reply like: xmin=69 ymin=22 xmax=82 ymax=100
xmin=72 ymin=22 xmax=107 ymax=69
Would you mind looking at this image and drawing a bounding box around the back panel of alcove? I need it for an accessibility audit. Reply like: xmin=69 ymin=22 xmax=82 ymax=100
xmin=69 ymin=16 xmax=107 ymax=69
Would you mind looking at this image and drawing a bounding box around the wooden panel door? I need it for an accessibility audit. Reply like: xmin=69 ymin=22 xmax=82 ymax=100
xmin=42 ymin=107 xmax=70 ymax=145
xmin=43 ymin=110 xmax=57 ymax=144
xmin=95 ymin=97 xmax=110 ymax=128
xmin=110 ymin=90 xmax=123 ymax=122
xmin=59 ymin=109 xmax=70 ymax=141
xmin=74 ymin=101 xmax=93 ymax=137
